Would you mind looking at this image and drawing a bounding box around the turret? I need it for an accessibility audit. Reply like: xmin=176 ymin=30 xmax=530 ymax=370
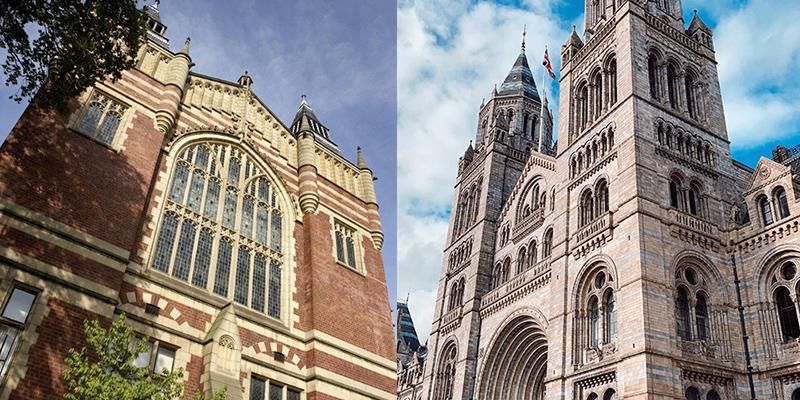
xmin=356 ymin=147 xmax=384 ymax=249
xmin=155 ymin=37 xmax=192 ymax=133
xmin=687 ymin=10 xmax=714 ymax=49
xmin=560 ymin=26 xmax=584 ymax=65
xmin=292 ymin=95 xmax=321 ymax=214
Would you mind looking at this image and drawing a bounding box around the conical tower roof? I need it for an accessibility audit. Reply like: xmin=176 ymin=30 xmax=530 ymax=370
xmin=688 ymin=10 xmax=711 ymax=33
xmin=289 ymin=95 xmax=339 ymax=151
xmin=497 ymin=44 xmax=540 ymax=100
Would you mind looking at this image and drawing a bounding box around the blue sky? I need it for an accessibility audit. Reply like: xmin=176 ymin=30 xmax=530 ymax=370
xmin=0 ymin=0 xmax=397 ymax=305
xmin=398 ymin=0 xmax=800 ymax=342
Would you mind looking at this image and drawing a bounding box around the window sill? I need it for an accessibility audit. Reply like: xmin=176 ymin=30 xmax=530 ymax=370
xmin=336 ymin=260 xmax=366 ymax=277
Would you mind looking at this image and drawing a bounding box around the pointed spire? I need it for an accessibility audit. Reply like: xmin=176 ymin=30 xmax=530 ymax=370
xmin=567 ymin=25 xmax=584 ymax=48
xmin=357 ymin=146 xmax=368 ymax=169
xmin=688 ymin=9 xmax=711 ymax=33
xmin=496 ymin=32 xmax=539 ymax=100
xmin=289 ymin=94 xmax=336 ymax=146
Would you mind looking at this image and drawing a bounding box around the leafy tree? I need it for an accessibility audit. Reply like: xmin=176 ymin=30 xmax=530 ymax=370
xmin=63 ymin=314 xmax=228 ymax=400
xmin=0 ymin=0 xmax=147 ymax=108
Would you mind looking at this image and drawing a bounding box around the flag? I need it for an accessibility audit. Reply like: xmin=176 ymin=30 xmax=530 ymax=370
xmin=542 ymin=48 xmax=555 ymax=80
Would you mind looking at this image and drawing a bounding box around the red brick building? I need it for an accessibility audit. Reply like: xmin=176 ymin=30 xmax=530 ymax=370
xmin=0 ymin=4 xmax=395 ymax=399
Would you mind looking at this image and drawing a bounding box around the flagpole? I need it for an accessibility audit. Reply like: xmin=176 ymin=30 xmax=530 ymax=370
xmin=538 ymin=47 xmax=547 ymax=153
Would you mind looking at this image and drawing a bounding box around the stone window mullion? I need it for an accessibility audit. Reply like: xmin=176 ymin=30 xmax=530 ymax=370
xmin=688 ymin=294 xmax=698 ymax=340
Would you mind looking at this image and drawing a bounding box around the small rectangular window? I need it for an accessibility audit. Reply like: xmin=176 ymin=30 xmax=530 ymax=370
xmin=133 ymin=339 xmax=153 ymax=369
xmin=153 ymin=345 xmax=175 ymax=375
xmin=1 ymin=287 xmax=37 ymax=325
xmin=269 ymin=383 xmax=283 ymax=400
xmin=250 ymin=376 xmax=266 ymax=400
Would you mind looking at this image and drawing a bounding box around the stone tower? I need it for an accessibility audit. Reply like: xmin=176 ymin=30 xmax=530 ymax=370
xmin=415 ymin=0 xmax=800 ymax=399
xmin=419 ymin=36 xmax=554 ymax=400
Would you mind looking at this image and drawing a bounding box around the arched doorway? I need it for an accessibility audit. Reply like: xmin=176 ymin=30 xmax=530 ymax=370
xmin=479 ymin=315 xmax=548 ymax=399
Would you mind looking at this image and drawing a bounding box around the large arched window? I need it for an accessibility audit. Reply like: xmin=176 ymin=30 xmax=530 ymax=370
xmin=685 ymin=70 xmax=699 ymax=120
xmin=603 ymin=389 xmax=616 ymax=400
xmin=767 ymin=260 xmax=800 ymax=342
xmin=707 ymin=390 xmax=721 ymax=400
xmin=675 ymin=265 xmax=714 ymax=341
xmin=774 ymin=186 xmax=791 ymax=219
xmin=792 ymin=388 xmax=800 ymax=400
xmin=758 ymin=194 xmax=774 ymax=226
xmin=154 ymin=141 xmax=286 ymax=319
xmin=575 ymin=265 xmax=617 ymax=361
xmin=434 ymin=344 xmax=457 ymax=400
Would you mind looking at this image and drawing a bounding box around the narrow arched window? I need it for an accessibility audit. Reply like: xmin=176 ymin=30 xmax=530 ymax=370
xmin=667 ymin=64 xmax=679 ymax=110
xmin=608 ymin=58 xmax=618 ymax=106
xmin=669 ymin=177 xmax=682 ymax=210
xmin=529 ymin=241 xmax=538 ymax=266
xmin=685 ymin=72 xmax=698 ymax=119
xmin=153 ymin=142 xmax=285 ymax=320
xmin=775 ymin=286 xmax=800 ymax=340
xmin=517 ymin=247 xmax=527 ymax=274
xmin=759 ymin=195 xmax=774 ymax=226
xmin=603 ymin=389 xmax=616 ymax=400
xmin=695 ymin=293 xmax=709 ymax=340
xmin=596 ymin=180 xmax=609 ymax=216
xmin=580 ymin=190 xmax=594 ymax=227
xmin=688 ymin=184 xmax=701 ymax=216
xmin=604 ymin=290 xmax=616 ymax=341
xmin=543 ymin=229 xmax=553 ymax=258
xmin=503 ymin=257 xmax=511 ymax=282
xmin=648 ymin=54 xmax=659 ymax=99
xmin=589 ymin=296 xmax=600 ymax=347
xmin=676 ymin=287 xmax=692 ymax=340
xmin=592 ymin=70 xmax=603 ymax=118
xmin=775 ymin=186 xmax=790 ymax=219
xmin=707 ymin=390 xmax=721 ymax=400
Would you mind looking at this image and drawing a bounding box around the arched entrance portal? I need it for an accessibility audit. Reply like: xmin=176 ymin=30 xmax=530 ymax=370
xmin=479 ymin=315 xmax=548 ymax=399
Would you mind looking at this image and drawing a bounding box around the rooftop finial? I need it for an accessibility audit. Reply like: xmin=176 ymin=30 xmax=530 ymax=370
xmin=153 ymin=0 xmax=160 ymax=9
xmin=521 ymin=24 xmax=527 ymax=52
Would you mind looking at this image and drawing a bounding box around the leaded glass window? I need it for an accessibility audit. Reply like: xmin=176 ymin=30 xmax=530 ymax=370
xmin=333 ymin=220 xmax=361 ymax=272
xmin=77 ymin=91 xmax=127 ymax=146
xmin=268 ymin=262 xmax=281 ymax=319
xmin=152 ymin=142 xmax=286 ymax=320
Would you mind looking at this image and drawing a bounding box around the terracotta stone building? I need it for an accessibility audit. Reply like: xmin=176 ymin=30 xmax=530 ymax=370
xmin=417 ymin=0 xmax=800 ymax=399
xmin=0 ymin=4 xmax=394 ymax=400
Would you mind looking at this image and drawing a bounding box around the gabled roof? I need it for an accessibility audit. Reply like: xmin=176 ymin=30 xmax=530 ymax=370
xmin=744 ymin=156 xmax=791 ymax=195
xmin=396 ymin=301 xmax=421 ymax=354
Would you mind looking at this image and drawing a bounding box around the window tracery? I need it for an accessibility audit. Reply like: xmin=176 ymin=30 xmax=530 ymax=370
xmin=674 ymin=264 xmax=713 ymax=342
xmin=433 ymin=343 xmax=457 ymax=400
xmin=75 ymin=91 xmax=129 ymax=147
xmin=152 ymin=141 xmax=285 ymax=320
xmin=769 ymin=260 xmax=800 ymax=341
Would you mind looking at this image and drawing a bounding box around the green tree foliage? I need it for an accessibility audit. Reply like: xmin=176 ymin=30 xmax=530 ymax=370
xmin=63 ymin=314 xmax=228 ymax=400
xmin=0 ymin=0 xmax=147 ymax=108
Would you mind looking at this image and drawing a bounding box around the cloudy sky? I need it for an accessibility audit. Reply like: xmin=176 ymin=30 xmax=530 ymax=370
xmin=0 ymin=1 xmax=397 ymax=304
xmin=398 ymin=0 xmax=800 ymax=343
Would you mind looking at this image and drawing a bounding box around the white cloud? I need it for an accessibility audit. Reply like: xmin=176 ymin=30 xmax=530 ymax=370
xmin=397 ymin=0 xmax=568 ymax=342
xmin=712 ymin=0 xmax=800 ymax=149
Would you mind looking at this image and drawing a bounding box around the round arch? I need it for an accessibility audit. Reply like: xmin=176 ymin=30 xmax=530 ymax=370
xmin=476 ymin=310 xmax=548 ymax=400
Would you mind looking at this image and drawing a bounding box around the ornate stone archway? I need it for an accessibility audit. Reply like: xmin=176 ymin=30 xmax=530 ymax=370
xmin=479 ymin=315 xmax=548 ymax=399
